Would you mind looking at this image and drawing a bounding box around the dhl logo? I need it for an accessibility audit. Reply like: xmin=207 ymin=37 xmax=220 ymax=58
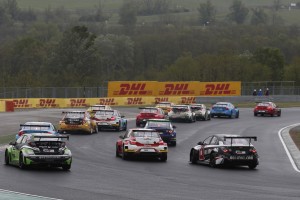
xmin=181 ymin=97 xmax=196 ymax=104
xmin=99 ymin=98 xmax=117 ymax=105
xmin=201 ymin=83 xmax=236 ymax=95
xmin=160 ymin=84 xmax=194 ymax=95
xmin=126 ymin=98 xmax=144 ymax=105
xmin=13 ymin=99 xmax=31 ymax=108
xmin=39 ymin=99 xmax=57 ymax=107
xmin=154 ymin=97 xmax=169 ymax=104
xmin=70 ymin=99 xmax=87 ymax=107
xmin=114 ymin=83 xmax=151 ymax=96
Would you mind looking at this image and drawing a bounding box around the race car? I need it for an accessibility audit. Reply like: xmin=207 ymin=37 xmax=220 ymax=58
xmin=155 ymin=102 xmax=175 ymax=115
xmin=190 ymin=104 xmax=211 ymax=121
xmin=254 ymin=102 xmax=281 ymax=117
xmin=5 ymin=134 xmax=72 ymax=170
xmin=16 ymin=122 xmax=58 ymax=140
xmin=210 ymin=102 xmax=239 ymax=118
xmin=189 ymin=134 xmax=259 ymax=169
xmin=87 ymin=104 xmax=112 ymax=113
xmin=144 ymin=119 xmax=177 ymax=146
xmin=58 ymin=111 xmax=98 ymax=134
xmin=116 ymin=128 xmax=168 ymax=161
xmin=90 ymin=109 xmax=127 ymax=131
xmin=136 ymin=107 xmax=165 ymax=127
xmin=168 ymin=105 xmax=196 ymax=123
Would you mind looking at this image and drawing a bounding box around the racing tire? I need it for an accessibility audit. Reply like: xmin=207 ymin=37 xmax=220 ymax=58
xmin=5 ymin=151 xmax=9 ymax=165
xmin=160 ymin=153 xmax=167 ymax=162
xmin=170 ymin=141 xmax=176 ymax=146
xmin=278 ymin=111 xmax=281 ymax=117
xmin=19 ymin=153 xmax=26 ymax=169
xmin=116 ymin=144 xmax=120 ymax=157
xmin=236 ymin=112 xmax=239 ymax=118
xmin=248 ymin=163 xmax=257 ymax=169
xmin=124 ymin=122 xmax=127 ymax=131
xmin=94 ymin=125 xmax=98 ymax=134
xmin=62 ymin=164 xmax=71 ymax=171
xmin=229 ymin=112 xmax=234 ymax=119
xmin=209 ymin=153 xmax=217 ymax=168
xmin=122 ymin=147 xmax=128 ymax=160
xmin=136 ymin=122 xmax=140 ymax=127
xmin=190 ymin=150 xmax=198 ymax=164
xmin=208 ymin=114 xmax=211 ymax=120
xmin=254 ymin=113 xmax=257 ymax=116
xmin=211 ymin=114 xmax=214 ymax=118
xmin=116 ymin=121 xmax=122 ymax=132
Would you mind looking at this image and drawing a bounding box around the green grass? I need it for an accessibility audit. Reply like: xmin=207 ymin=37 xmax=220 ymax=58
xmin=0 ymin=134 xmax=15 ymax=145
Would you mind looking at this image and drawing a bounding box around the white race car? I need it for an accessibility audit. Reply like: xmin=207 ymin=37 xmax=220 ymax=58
xmin=190 ymin=104 xmax=211 ymax=121
xmin=168 ymin=105 xmax=196 ymax=123
xmin=116 ymin=128 xmax=168 ymax=161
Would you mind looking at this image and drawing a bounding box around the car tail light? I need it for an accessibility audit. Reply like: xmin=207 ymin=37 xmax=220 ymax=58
xmin=225 ymin=107 xmax=229 ymax=110
xmin=249 ymin=148 xmax=257 ymax=154
xmin=159 ymin=139 xmax=164 ymax=145
xmin=168 ymin=130 xmax=173 ymax=134
xmin=28 ymin=142 xmax=36 ymax=147
xmin=222 ymin=148 xmax=230 ymax=153
xmin=107 ymin=116 xmax=116 ymax=121
xmin=129 ymin=137 xmax=137 ymax=145
xmin=18 ymin=131 xmax=25 ymax=137
xmin=267 ymin=106 xmax=273 ymax=110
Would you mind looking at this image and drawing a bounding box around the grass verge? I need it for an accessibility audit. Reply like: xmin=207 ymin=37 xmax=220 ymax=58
xmin=0 ymin=134 xmax=15 ymax=145
xmin=289 ymin=126 xmax=300 ymax=151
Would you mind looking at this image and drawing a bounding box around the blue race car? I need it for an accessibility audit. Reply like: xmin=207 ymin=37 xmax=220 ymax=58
xmin=144 ymin=119 xmax=177 ymax=146
xmin=210 ymin=102 xmax=239 ymax=119
xmin=16 ymin=122 xmax=58 ymax=140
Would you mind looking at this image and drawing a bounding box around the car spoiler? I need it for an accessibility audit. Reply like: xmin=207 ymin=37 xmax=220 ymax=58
xmin=224 ymin=136 xmax=257 ymax=146
xmin=33 ymin=135 xmax=69 ymax=141
xmin=20 ymin=124 xmax=51 ymax=128
xmin=62 ymin=111 xmax=85 ymax=114
xmin=139 ymin=107 xmax=156 ymax=109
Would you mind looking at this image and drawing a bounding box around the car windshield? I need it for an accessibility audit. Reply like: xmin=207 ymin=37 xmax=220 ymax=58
xmin=157 ymin=103 xmax=171 ymax=107
xmin=258 ymin=103 xmax=270 ymax=107
xmin=147 ymin=121 xmax=171 ymax=128
xmin=95 ymin=110 xmax=115 ymax=116
xmin=172 ymin=107 xmax=188 ymax=112
xmin=132 ymin=131 xmax=160 ymax=138
xmin=215 ymin=104 xmax=228 ymax=107
xmin=65 ymin=113 xmax=85 ymax=118
xmin=141 ymin=109 xmax=158 ymax=113
xmin=21 ymin=126 xmax=51 ymax=131
xmin=223 ymin=138 xmax=250 ymax=146
xmin=191 ymin=106 xmax=202 ymax=111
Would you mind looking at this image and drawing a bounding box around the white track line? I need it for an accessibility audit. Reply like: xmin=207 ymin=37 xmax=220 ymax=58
xmin=0 ymin=189 xmax=63 ymax=200
xmin=278 ymin=123 xmax=300 ymax=173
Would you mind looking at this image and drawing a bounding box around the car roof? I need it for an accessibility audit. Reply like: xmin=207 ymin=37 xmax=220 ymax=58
xmin=172 ymin=104 xmax=189 ymax=107
xmin=190 ymin=104 xmax=204 ymax=106
xmin=24 ymin=122 xmax=52 ymax=125
xmin=130 ymin=128 xmax=156 ymax=131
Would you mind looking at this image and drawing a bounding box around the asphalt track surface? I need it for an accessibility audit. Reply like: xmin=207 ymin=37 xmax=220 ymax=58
xmin=0 ymin=108 xmax=300 ymax=200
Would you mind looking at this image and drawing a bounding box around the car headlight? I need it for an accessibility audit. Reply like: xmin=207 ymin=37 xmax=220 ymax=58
xmin=64 ymin=149 xmax=72 ymax=156
xmin=24 ymin=148 xmax=35 ymax=155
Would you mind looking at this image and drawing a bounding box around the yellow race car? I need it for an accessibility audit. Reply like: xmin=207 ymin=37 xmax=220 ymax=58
xmin=58 ymin=111 xmax=98 ymax=134
xmin=156 ymin=102 xmax=174 ymax=115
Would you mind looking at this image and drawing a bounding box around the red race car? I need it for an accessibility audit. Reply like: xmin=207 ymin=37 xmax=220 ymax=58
xmin=254 ymin=102 xmax=281 ymax=117
xmin=136 ymin=107 xmax=165 ymax=127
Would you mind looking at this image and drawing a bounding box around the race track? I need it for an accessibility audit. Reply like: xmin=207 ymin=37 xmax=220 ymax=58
xmin=0 ymin=108 xmax=300 ymax=200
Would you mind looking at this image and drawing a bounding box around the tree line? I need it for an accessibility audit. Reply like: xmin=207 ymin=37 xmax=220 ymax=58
xmin=0 ymin=0 xmax=300 ymax=87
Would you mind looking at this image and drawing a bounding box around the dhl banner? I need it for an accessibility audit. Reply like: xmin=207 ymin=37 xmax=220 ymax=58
xmin=199 ymin=82 xmax=241 ymax=96
xmin=0 ymin=101 xmax=5 ymax=112
xmin=108 ymin=81 xmax=158 ymax=97
xmin=108 ymin=81 xmax=241 ymax=97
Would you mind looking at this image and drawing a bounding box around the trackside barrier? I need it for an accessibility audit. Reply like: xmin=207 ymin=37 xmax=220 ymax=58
xmin=0 ymin=100 xmax=14 ymax=112
xmin=1 ymin=97 xmax=197 ymax=109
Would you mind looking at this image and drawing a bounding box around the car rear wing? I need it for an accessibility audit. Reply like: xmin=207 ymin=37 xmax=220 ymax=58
xmin=139 ymin=107 xmax=156 ymax=109
xmin=62 ymin=111 xmax=85 ymax=114
xmin=224 ymin=136 xmax=257 ymax=146
xmin=20 ymin=124 xmax=51 ymax=129
xmin=33 ymin=135 xmax=69 ymax=141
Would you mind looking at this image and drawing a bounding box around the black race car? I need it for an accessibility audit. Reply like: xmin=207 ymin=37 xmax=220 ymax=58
xmin=189 ymin=134 xmax=259 ymax=169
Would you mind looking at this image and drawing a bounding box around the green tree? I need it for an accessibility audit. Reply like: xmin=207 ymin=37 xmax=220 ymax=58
xmin=3 ymin=0 xmax=19 ymax=20
xmin=49 ymin=26 xmax=97 ymax=86
xmin=119 ymin=0 xmax=137 ymax=27
xmin=253 ymin=47 xmax=285 ymax=81
xmin=227 ymin=0 xmax=249 ymax=24
xmin=197 ymin=0 xmax=216 ymax=25
xmin=251 ymin=8 xmax=268 ymax=25
xmin=284 ymin=57 xmax=300 ymax=85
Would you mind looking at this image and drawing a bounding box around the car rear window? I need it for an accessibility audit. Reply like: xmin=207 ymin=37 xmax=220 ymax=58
xmin=132 ymin=131 xmax=160 ymax=138
xmin=147 ymin=121 xmax=171 ymax=128
xmin=65 ymin=113 xmax=85 ymax=118
xmin=258 ymin=103 xmax=270 ymax=107
xmin=172 ymin=107 xmax=188 ymax=112
xmin=141 ymin=109 xmax=158 ymax=113
xmin=223 ymin=138 xmax=250 ymax=145
xmin=95 ymin=110 xmax=115 ymax=116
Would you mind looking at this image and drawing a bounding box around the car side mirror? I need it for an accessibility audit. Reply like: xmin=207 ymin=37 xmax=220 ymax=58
xmin=172 ymin=125 xmax=176 ymax=129
xmin=197 ymin=141 xmax=204 ymax=145
xmin=9 ymin=141 xmax=16 ymax=146
xmin=119 ymin=135 xmax=124 ymax=139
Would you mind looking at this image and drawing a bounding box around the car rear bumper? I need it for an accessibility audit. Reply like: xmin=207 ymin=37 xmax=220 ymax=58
xmin=25 ymin=155 xmax=72 ymax=165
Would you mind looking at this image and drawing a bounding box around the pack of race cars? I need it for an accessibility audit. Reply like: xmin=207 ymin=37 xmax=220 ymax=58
xmin=5 ymin=101 xmax=278 ymax=170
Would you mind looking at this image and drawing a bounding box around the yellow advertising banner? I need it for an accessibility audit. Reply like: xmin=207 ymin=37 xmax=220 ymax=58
xmin=157 ymin=81 xmax=199 ymax=96
xmin=198 ymin=81 xmax=241 ymax=96
xmin=0 ymin=101 xmax=5 ymax=112
xmin=108 ymin=81 xmax=158 ymax=97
